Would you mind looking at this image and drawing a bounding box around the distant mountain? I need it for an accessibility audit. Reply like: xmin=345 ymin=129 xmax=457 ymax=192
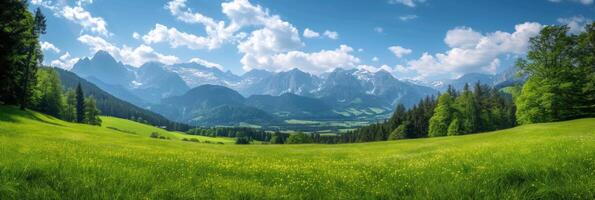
xmin=239 ymin=68 xmax=321 ymax=96
xmin=441 ymin=73 xmax=495 ymax=91
xmin=154 ymin=85 xmax=277 ymax=126
xmin=53 ymin=68 xmax=189 ymax=131
xmin=71 ymin=52 xmax=190 ymax=105
xmin=316 ymin=68 xmax=438 ymax=109
xmin=132 ymin=62 xmax=189 ymax=103
xmin=436 ymin=66 xmax=528 ymax=91
xmin=246 ymin=93 xmax=341 ymax=119
xmin=165 ymin=62 xmax=241 ymax=88
xmin=71 ymin=50 xmax=135 ymax=87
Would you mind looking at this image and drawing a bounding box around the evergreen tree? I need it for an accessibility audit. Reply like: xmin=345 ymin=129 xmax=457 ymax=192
xmin=76 ymin=83 xmax=85 ymax=123
xmin=18 ymin=8 xmax=46 ymax=110
xmin=429 ymin=93 xmax=454 ymax=137
xmin=0 ymin=1 xmax=44 ymax=106
xmin=84 ymin=96 xmax=101 ymax=126
xmin=455 ymin=84 xmax=479 ymax=134
xmin=63 ymin=89 xmax=77 ymax=122
xmin=388 ymin=123 xmax=408 ymax=140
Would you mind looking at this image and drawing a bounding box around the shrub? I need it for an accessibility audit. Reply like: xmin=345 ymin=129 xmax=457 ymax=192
xmin=189 ymin=138 xmax=199 ymax=143
xmin=150 ymin=132 xmax=160 ymax=138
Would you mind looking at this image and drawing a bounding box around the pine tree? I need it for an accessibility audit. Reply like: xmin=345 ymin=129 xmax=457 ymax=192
xmin=18 ymin=8 xmax=46 ymax=110
xmin=84 ymin=96 xmax=101 ymax=126
xmin=63 ymin=89 xmax=77 ymax=122
xmin=76 ymin=83 xmax=85 ymax=123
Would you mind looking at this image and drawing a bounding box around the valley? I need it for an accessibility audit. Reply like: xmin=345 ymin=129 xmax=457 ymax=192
xmin=67 ymin=51 xmax=521 ymax=130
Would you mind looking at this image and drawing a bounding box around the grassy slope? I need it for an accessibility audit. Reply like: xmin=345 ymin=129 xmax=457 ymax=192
xmin=0 ymin=105 xmax=593 ymax=199
xmin=101 ymin=116 xmax=234 ymax=144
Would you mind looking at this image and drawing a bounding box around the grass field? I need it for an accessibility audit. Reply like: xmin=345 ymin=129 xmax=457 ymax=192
xmin=0 ymin=105 xmax=594 ymax=199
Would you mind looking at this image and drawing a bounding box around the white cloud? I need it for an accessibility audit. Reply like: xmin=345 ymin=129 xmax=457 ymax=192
xmin=40 ymin=41 xmax=60 ymax=53
xmin=243 ymin=45 xmax=360 ymax=74
xmin=374 ymin=27 xmax=384 ymax=33
xmin=557 ymin=16 xmax=593 ymax=34
xmin=372 ymin=56 xmax=379 ymax=62
xmin=388 ymin=45 xmax=412 ymax=58
xmin=444 ymin=27 xmax=482 ymax=48
xmin=142 ymin=24 xmax=222 ymax=50
xmin=303 ymin=28 xmax=320 ymax=38
xmin=549 ymin=0 xmax=593 ymax=5
xmin=407 ymin=22 xmax=543 ymax=80
xmin=61 ymin=5 xmax=109 ymax=36
xmin=50 ymin=52 xmax=79 ymax=70
xmin=78 ymin=34 xmax=179 ymax=67
xmin=388 ymin=0 xmax=426 ymax=7
xmin=31 ymin=0 xmax=109 ymax=36
xmin=188 ymin=57 xmax=224 ymax=70
xmin=399 ymin=15 xmax=418 ymax=21
xmin=132 ymin=32 xmax=140 ymax=40
xmin=323 ymin=30 xmax=339 ymax=39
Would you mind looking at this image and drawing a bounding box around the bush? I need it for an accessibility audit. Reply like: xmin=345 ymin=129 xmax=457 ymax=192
xmin=189 ymin=138 xmax=199 ymax=143
xmin=150 ymin=132 xmax=160 ymax=138
xmin=285 ymin=132 xmax=313 ymax=144
xmin=235 ymin=137 xmax=251 ymax=144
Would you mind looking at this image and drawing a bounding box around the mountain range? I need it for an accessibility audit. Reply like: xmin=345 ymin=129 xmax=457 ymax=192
xmin=68 ymin=51 xmax=523 ymax=126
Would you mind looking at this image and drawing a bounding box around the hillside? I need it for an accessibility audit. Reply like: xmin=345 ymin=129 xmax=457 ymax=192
xmin=0 ymin=105 xmax=593 ymax=199
xmin=54 ymin=68 xmax=189 ymax=131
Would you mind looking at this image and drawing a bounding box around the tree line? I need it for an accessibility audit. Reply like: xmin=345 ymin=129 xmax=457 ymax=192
xmin=1 ymin=1 xmax=101 ymax=125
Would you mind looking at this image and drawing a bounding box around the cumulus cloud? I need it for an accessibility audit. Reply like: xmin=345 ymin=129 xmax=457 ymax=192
xmin=407 ymin=22 xmax=543 ymax=80
xmin=372 ymin=56 xmax=379 ymax=62
xmin=78 ymin=34 xmax=179 ymax=67
xmin=31 ymin=0 xmax=109 ymax=36
xmin=61 ymin=6 xmax=109 ymax=36
xmin=303 ymin=28 xmax=320 ymax=38
xmin=323 ymin=30 xmax=339 ymax=39
xmin=388 ymin=45 xmax=412 ymax=58
xmin=399 ymin=15 xmax=418 ymax=21
xmin=444 ymin=27 xmax=483 ymax=48
xmin=388 ymin=0 xmax=426 ymax=7
xmin=557 ymin=16 xmax=593 ymax=34
xmin=243 ymin=45 xmax=360 ymax=74
xmin=142 ymin=24 xmax=225 ymax=50
xmin=50 ymin=52 xmax=80 ymax=70
xmin=40 ymin=41 xmax=60 ymax=53
xmin=162 ymin=0 xmax=359 ymax=74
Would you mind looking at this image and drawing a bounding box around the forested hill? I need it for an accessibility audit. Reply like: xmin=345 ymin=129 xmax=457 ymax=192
xmin=53 ymin=68 xmax=189 ymax=131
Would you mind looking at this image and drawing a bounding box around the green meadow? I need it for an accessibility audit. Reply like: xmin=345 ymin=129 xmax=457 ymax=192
xmin=0 ymin=105 xmax=594 ymax=199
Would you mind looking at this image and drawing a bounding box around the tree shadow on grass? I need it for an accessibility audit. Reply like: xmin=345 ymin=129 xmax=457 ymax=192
xmin=0 ymin=105 xmax=64 ymax=127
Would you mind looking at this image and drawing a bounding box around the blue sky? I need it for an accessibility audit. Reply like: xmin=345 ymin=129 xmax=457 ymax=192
xmin=33 ymin=0 xmax=594 ymax=82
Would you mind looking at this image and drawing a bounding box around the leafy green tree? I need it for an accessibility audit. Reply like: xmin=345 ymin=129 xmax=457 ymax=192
xmin=33 ymin=68 xmax=64 ymax=118
xmin=84 ymin=96 xmax=101 ymax=126
xmin=76 ymin=83 xmax=85 ymax=123
xmin=63 ymin=89 xmax=77 ymax=122
xmin=429 ymin=93 xmax=454 ymax=137
xmin=515 ymin=24 xmax=589 ymax=123
xmin=285 ymin=132 xmax=313 ymax=144
xmin=447 ymin=117 xmax=463 ymax=136
xmin=455 ymin=84 xmax=479 ymax=134
xmin=235 ymin=137 xmax=251 ymax=144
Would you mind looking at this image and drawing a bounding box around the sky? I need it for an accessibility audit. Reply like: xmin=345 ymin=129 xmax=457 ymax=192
xmin=32 ymin=0 xmax=594 ymax=82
